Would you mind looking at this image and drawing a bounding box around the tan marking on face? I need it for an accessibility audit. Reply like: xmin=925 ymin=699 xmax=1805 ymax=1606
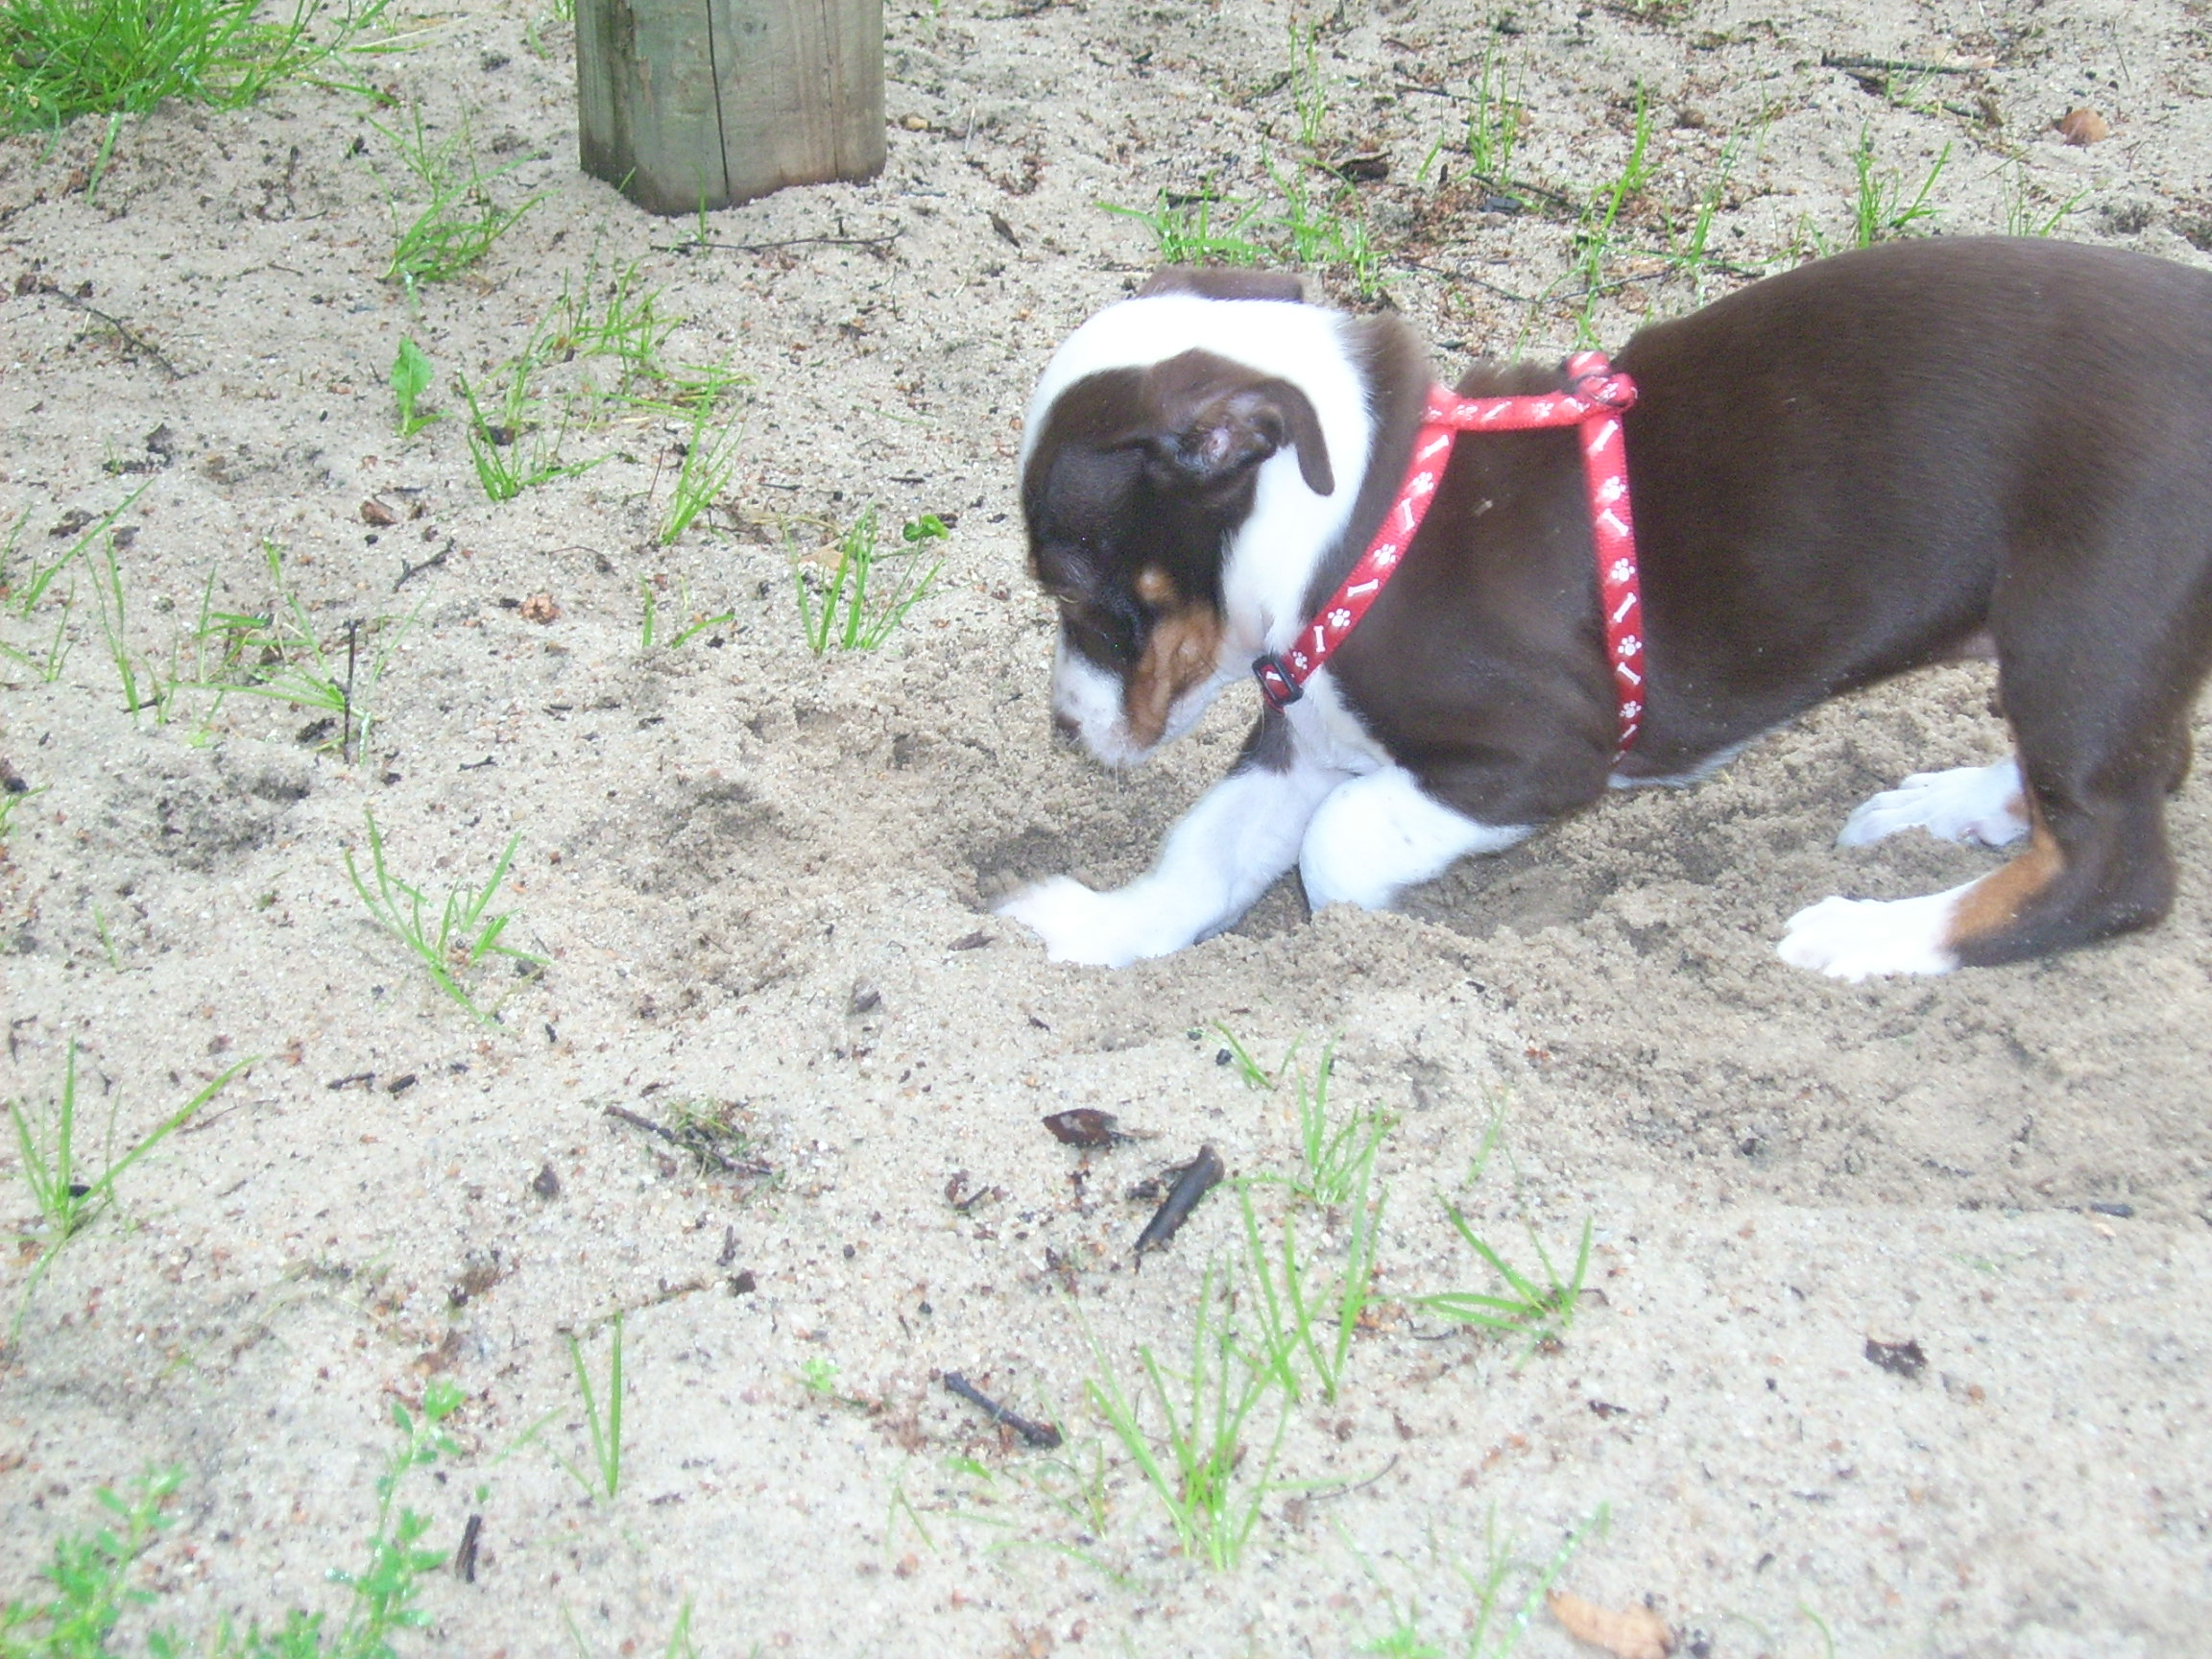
xmin=1123 ymin=602 xmax=1224 ymax=749
xmin=1946 ymin=816 xmax=2064 ymax=948
xmin=1134 ymin=565 xmax=1176 ymax=606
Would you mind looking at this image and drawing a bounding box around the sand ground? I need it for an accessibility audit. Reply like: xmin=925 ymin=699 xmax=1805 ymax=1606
xmin=3 ymin=0 xmax=2210 ymax=1653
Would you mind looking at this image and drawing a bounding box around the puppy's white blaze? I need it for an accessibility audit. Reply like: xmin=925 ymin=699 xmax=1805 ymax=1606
xmin=1300 ymin=766 xmax=1532 ymax=911
xmin=1837 ymin=758 xmax=2029 ymax=849
xmin=1050 ymin=637 xmax=1238 ymax=769
xmin=1776 ymin=884 xmax=1974 ymax=979
xmin=1050 ymin=637 xmax=1131 ymax=761
xmin=997 ymin=753 xmax=1350 ymax=966
xmin=1022 ymin=294 xmax=1374 ymax=658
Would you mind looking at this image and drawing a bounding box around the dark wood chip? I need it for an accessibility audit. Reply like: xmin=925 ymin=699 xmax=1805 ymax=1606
xmin=1133 ymin=1144 xmax=1224 ymax=1259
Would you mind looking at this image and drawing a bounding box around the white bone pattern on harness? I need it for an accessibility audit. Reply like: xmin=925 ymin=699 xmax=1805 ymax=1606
xmin=1254 ymin=350 xmax=1646 ymax=758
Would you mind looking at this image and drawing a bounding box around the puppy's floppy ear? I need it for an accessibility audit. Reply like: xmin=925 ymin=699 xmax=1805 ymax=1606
xmin=1155 ymin=378 xmax=1335 ymax=497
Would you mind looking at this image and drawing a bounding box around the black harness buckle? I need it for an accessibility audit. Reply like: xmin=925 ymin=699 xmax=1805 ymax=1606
xmin=1252 ymin=653 xmax=1304 ymax=709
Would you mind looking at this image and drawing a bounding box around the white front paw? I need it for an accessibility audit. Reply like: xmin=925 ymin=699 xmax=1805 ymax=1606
xmin=997 ymin=877 xmax=1162 ymax=968
xmin=1838 ymin=761 xmax=2028 ymax=849
xmin=1777 ymin=889 xmax=1965 ymax=980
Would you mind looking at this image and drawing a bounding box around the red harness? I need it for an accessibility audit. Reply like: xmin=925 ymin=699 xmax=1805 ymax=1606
xmin=1251 ymin=350 xmax=1647 ymax=757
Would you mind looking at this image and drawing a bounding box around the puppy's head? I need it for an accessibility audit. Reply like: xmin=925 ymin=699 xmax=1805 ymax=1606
xmin=1021 ymin=278 xmax=1337 ymax=766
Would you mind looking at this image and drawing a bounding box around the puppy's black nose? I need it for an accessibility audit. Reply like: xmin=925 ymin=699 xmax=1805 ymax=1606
xmin=1051 ymin=710 xmax=1081 ymax=745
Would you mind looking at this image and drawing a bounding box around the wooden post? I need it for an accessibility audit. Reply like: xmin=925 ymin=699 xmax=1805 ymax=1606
xmin=576 ymin=0 xmax=884 ymax=217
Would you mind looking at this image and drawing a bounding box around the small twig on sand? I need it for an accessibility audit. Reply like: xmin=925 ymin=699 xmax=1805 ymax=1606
xmin=1310 ymin=1453 xmax=1401 ymax=1502
xmin=602 ymin=1103 xmax=768 ymax=1177
xmin=942 ymin=1373 xmax=1062 ymax=1449
xmin=654 ymin=231 xmax=902 ymax=256
xmin=1394 ymin=260 xmax=1540 ymax=304
xmin=21 ymin=278 xmax=183 ymax=378
xmin=396 ymin=543 xmax=450 ymax=590
xmin=1820 ymin=51 xmax=1987 ymax=75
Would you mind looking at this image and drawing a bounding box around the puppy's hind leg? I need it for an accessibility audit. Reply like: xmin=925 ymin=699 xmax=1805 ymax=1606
xmin=1836 ymin=757 xmax=2029 ymax=849
xmin=1785 ymin=673 xmax=2198 ymax=978
xmin=998 ymin=750 xmax=1349 ymax=967
xmin=1785 ymin=781 xmax=2178 ymax=979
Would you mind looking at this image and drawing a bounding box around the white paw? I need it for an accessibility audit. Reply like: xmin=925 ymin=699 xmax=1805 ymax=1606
xmin=996 ymin=877 xmax=1162 ymax=968
xmin=1777 ymin=886 xmax=1973 ymax=980
xmin=1838 ymin=760 xmax=2027 ymax=849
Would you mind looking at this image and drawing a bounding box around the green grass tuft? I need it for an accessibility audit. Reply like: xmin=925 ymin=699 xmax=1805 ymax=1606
xmin=1082 ymin=1265 xmax=1289 ymax=1570
xmin=0 ymin=0 xmax=392 ymax=133
xmin=11 ymin=1043 xmax=251 ymax=1319
xmin=557 ymin=1314 xmax=625 ymax=1502
xmin=1409 ymin=1115 xmax=1593 ymax=1354
xmin=191 ymin=541 xmax=415 ymax=760
xmin=1849 ymin=126 xmax=1948 ymax=247
xmin=343 ymin=809 xmax=541 ymax=1024
xmin=374 ymin=106 xmax=541 ymax=298
xmin=1239 ymin=1159 xmax=1384 ymax=1406
xmin=795 ymin=508 xmax=946 ymax=653
xmin=637 ymin=578 xmax=733 ymax=651
xmin=1463 ymin=38 xmax=1526 ymax=184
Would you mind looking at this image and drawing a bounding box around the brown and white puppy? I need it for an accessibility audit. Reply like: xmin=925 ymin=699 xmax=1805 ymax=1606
xmin=998 ymin=242 xmax=2212 ymax=977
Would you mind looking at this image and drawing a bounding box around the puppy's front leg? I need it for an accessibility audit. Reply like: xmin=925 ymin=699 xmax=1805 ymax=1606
xmin=998 ymin=753 xmax=1349 ymax=966
xmin=1300 ymin=765 xmax=1535 ymax=911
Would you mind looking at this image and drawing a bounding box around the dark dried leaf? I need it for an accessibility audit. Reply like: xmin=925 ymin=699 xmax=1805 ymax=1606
xmin=1043 ymin=1108 xmax=1120 ymax=1147
xmin=1864 ymin=1336 xmax=1927 ymax=1379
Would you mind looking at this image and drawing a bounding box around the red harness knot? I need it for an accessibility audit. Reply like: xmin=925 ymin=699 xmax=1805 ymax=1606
xmin=1252 ymin=349 xmax=1647 ymax=759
